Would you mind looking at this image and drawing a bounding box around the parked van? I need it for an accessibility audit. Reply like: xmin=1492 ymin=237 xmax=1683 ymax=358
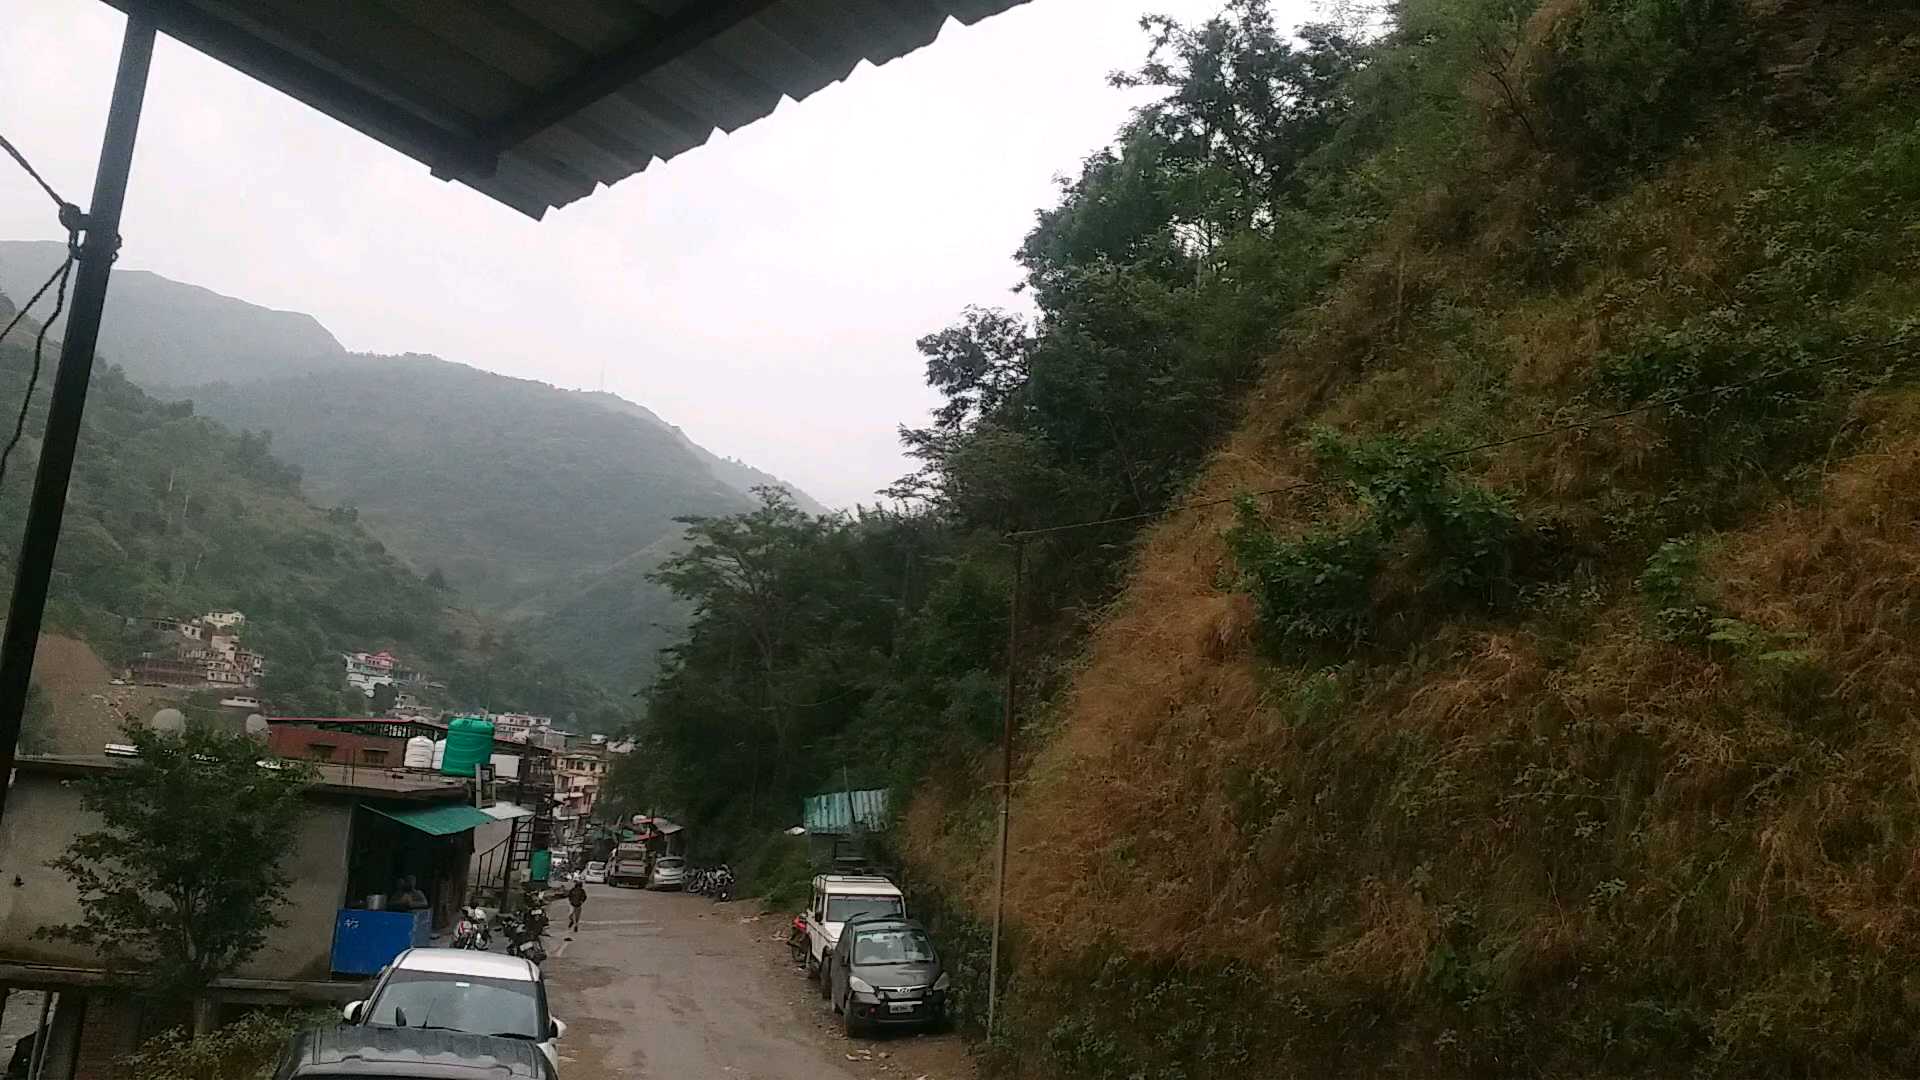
xmin=801 ymin=875 xmax=905 ymax=982
xmin=608 ymin=843 xmax=650 ymax=888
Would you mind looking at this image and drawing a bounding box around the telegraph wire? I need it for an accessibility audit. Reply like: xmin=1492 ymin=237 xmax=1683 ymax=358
xmin=0 ymin=260 xmax=73 ymax=487
xmin=0 ymin=131 xmax=83 ymax=488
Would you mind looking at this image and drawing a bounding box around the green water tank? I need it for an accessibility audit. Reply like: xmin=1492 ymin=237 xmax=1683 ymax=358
xmin=440 ymin=716 xmax=495 ymax=777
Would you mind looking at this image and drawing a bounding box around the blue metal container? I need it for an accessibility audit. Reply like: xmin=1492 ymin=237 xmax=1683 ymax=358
xmin=331 ymin=908 xmax=431 ymax=975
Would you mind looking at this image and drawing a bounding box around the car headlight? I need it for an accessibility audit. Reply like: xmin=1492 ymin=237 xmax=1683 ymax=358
xmin=932 ymin=973 xmax=950 ymax=992
xmin=848 ymin=976 xmax=874 ymax=994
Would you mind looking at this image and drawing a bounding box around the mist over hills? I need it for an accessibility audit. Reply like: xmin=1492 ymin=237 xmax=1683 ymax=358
xmin=0 ymin=240 xmax=824 ymax=686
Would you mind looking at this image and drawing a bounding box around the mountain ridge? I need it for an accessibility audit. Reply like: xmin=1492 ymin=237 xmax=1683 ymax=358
xmin=0 ymin=247 xmax=823 ymax=687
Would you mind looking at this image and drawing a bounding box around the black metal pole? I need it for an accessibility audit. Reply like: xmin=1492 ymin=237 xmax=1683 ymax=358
xmin=986 ymin=538 xmax=1023 ymax=1041
xmin=0 ymin=17 xmax=155 ymax=827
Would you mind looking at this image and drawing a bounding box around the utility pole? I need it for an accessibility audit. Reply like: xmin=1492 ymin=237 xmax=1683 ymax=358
xmin=0 ymin=16 xmax=155 ymax=831
xmin=986 ymin=538 xmax=1024 ymax=1041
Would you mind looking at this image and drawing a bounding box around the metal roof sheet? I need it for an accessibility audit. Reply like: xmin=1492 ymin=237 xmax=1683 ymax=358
xmin=365 ymin=801 xmax=497 ymax=836
xmin=109 ymin=0 xmax=1032 ymax=218
xmin=804 ymin=788 xmax=890 ymax=833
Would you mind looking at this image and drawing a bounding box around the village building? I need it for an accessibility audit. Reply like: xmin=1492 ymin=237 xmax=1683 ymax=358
xmin=0 ymin=753 xmax=494 ymax=1076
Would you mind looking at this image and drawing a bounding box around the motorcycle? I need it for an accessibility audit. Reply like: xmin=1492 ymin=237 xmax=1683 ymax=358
xmin=500 ymin=911 xmax=547 ymax=966
xmin=787 ymin=913 xmax=809 ymax=965
xmin=451 ymin=905 xmax=491 ymax=951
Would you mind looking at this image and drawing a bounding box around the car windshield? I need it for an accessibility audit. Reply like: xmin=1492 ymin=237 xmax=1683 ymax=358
xmin=853 ymin=928 xmax=935 ymax=965
xmin=658 ymin=857 xmax=684 ymax=868
xmin=827 ymin=896 xmax=904 ymax=923
xmin=365 ymin=969 xmax=544 ymax=1040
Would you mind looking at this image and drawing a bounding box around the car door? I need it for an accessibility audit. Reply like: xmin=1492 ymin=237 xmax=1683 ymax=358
xmin=807 ymin=883 xmax=828 ymax=966
xmin=830 ymin=930 xmax=848 ymax=1005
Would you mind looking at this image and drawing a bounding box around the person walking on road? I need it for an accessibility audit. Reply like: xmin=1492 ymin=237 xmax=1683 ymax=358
xmin=567 ymin=879 xmax=587 ymax=935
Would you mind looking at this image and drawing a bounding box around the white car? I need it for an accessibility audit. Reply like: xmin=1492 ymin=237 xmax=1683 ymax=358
xmin=581 ymin=861 xmax=607 ymax=885
xmin=648 ymin=855 xmax=686 ymax=890
xmin=802 ymin=875 xmax=906 ymax=982
xmin=342 ymin=948 xmax=567 ymax=1074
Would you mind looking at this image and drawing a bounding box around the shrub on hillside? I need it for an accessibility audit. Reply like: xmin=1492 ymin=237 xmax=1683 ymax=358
xmin=1524 ymin=0 xmax=1744 ymax=171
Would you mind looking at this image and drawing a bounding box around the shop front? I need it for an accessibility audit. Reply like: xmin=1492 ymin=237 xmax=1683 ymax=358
xmin=332 ymin=802 xmax=493 ymax=976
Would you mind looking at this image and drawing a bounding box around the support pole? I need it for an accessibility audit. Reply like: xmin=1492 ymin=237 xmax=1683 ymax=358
xmin=986 ymin=538 xmax=1023 ymax=1041
xmin=25 ymin=990 xmax=55 ymax=1080
xmin=0 ymin=17 xmax=155 ymax=828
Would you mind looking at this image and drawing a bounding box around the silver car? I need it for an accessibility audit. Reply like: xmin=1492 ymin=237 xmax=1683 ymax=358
xmin=342 ymin=948 xmax=567 ymax=1073
xmin=648 ymin=855 xmax=686 ymax=890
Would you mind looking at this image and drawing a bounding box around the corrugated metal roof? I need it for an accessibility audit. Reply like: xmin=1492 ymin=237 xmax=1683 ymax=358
xmin=109 ymin=0 xmax=1033 ymax=218
xmin=804 ymin=788 xmax=890 ymax=834
xmin=365 ymin=801 xmax=497 ymax=836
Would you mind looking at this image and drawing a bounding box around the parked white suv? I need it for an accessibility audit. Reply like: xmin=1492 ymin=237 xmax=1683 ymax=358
xmin=343 ymin=948 xmax=567 ymax=1074
xmin=802 ymin=875 xmax=905 ymax=984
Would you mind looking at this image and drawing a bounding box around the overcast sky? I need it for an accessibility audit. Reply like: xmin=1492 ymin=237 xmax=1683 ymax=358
xmin=0 ymin=0 xmax=1312 ymax=510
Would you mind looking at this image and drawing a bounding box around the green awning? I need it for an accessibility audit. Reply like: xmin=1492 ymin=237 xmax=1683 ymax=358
xmin=365 ymin=803 xmax=496 ymax=837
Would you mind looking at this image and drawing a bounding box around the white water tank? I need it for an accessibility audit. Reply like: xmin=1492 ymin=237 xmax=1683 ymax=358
xmin=403 ymin=735 xmax=434 ymax=770
xmin=431 ymin=739 xmax=447 ymax=769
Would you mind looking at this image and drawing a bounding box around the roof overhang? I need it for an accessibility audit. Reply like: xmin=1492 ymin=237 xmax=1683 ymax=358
xmin=103 ymin=0 xmax=1032 ymax=218
xmin=364 ymin=802 xmax=496 ymax=836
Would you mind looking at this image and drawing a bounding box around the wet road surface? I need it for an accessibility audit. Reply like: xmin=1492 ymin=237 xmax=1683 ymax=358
xmin=544 ymin=884 xmax=972 ymax=1080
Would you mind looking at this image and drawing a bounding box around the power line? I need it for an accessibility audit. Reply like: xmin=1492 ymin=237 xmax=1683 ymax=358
xmin=0 ymin=132 xmax=74 ymax=213
xmin=1006 ymin=336 xmax=1913 ymax=540
xmin=0 ymin=259 xmax=75 ymax=488
xmin=0 ymin=131 xmax=85 ymax=489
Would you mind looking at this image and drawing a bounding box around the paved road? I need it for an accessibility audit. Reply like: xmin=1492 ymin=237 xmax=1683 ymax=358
xmin=544 ymin=885 xmax=970 ymax=1080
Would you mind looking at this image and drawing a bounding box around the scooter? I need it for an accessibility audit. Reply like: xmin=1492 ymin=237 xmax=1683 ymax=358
xmin=451 ymin=906 xmax=491 ymax=951
xmin=500 ymin=911 xmax=547 ymax=966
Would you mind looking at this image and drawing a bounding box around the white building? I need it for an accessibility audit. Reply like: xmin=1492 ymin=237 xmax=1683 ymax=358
xmin=343 ymin=652 xmax=398 ymax=697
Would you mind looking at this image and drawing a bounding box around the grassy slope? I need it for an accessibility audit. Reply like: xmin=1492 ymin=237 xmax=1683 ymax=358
xmin=909 ymin=8 xmax=1920 ymax=1078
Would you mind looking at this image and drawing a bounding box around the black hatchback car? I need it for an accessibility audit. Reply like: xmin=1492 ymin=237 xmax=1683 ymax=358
xmin=270 ymin=1025 xmax=555 ymax=1079
xmin=827 ymin=916 xmax=949 ymax=1036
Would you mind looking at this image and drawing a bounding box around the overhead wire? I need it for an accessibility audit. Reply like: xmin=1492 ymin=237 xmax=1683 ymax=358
xmin=0 ymin=261 xmax=74 ymax=487
xmin=1006 ymin=335 xmax=1914 ymax=541
xmin=0 ymin=131 xmax=81 ymax=488
xmin=0 ymin=132 xmax=75 ymax=216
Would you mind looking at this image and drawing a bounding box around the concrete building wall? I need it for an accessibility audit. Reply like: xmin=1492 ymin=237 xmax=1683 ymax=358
xmin=246 ymin=801 xmax=353 ymax=980
xmin=267 ymin=725 xmax=407 ymax=766
xmin=0 ymin=772 xmax=353 ymax=981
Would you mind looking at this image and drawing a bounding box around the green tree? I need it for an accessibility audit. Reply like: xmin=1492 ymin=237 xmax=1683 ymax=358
xmin=40 ymin=723 xmax=315 ymax=1023
xmin=368 ymin=681 xmax=399 ymax=715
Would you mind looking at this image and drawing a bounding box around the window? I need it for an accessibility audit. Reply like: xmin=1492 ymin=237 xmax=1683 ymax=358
xmin=310 ymin=743 xmax=336 ymax=762
xmin=364 ymin=968 xmax=546 ymax=1040
xmin=827 ymin=895 xmax=904 ymax=924
xmin=362 ymin=748 xmax=389 ymax=765
xmin=853 ymin=928 xmax=935 ymax=966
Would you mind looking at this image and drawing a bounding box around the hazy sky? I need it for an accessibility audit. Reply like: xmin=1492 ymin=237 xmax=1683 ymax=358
xmin=0 ymin=0 xmax=1311 ymax=509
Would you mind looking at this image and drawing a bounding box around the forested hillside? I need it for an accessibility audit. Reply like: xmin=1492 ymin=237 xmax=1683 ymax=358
xmin=0 ymin=240 xmax=346 ymax=388
xmin=0 ymin=249 xmax=823 ymax=688
xmin=619 ymin=0 xmax=1920 ymax=1075
xmin=187 ymin=354 xmax=810 ymax=687
xmin=0 ymin=319 xmax=626 ymax=730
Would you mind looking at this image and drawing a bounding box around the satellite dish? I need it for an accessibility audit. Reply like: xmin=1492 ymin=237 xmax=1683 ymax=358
xmin=150 ymin=708 xmax=185 ymax=734
xmin=245 ymin=714 xmax=269 ymax=736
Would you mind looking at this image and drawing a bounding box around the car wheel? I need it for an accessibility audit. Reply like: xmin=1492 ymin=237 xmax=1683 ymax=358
xmin=805 ymin=950 xmax=820 ymax=981
xmin=830 ymin=980 xmax=843 ymax=1015
xmin=842 ymin=998 xmax=865 ymax=1039
xmin=818 ymin=963 xmax=832 ymax=999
